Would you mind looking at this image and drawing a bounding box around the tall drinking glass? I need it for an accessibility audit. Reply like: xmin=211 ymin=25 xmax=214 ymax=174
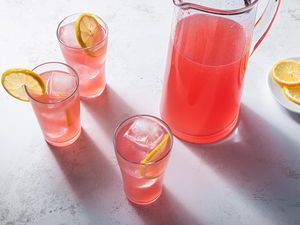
xmin=114 ymin=115 xmax=173 ymax=205
xmin=57 ymin=13 xmax=108 ymax=98
xmin=26 ymin=62 xmax=81 ymax=147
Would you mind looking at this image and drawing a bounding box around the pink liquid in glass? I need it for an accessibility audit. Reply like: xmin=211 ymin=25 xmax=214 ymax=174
xmin=161 ymin=14 xmax=249 ymax=143
xmin=114 ymin=116 xmax=172 ymax=205
xmin=58 ymin=19 xmax=108 ymax=98
xmin=29 ymin=70 xmax=81 ymax=147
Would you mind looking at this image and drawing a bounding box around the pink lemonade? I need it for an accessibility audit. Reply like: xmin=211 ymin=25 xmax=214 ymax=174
xmin=161 ymin=14 xmax=250 ymax=143
xmin=114 ymin=116 xmax=173 ymax=205
xmin=57 ymin=15 xmax=108 ymax=98
xmin=28 ymin=69 xmax=81 ymax=147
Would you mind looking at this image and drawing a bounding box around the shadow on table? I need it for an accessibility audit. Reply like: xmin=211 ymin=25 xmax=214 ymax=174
xmin=49 ymin=129 xmax=120 ymax=204
xmin=183 ymin=103 xmax=300 ymax=225
xmin=131 ymin=187 xmax=202 ymax=225
xmin=81 ymin=85 xmax=136 ymax=139
xmin=281 ymin=107 xmax=300 ymax=124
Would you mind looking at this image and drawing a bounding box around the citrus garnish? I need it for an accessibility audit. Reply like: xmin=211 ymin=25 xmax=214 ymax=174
xmin=65 ymin=109 xmax=72 ymax=126
xmin=75 ymin=13 xmax=104 ymax=56
xmin=139 ymin=134 xmax=170 ymax=178
xmin=1 ymin=68 xmax=46 ymax=101
xmin=272 ymin=59 xmax=300 ymax=86
xmin=141 ymin=134 xmax=170 ymax=164
xmin=283 ymin=85 xmax=300 ymax=105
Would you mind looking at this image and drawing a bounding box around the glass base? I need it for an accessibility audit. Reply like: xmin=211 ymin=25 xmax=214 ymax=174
xmin=167 ymin=114 xmax=239 ymax=144
xmin=80 ymin=84 xmax=106 ymax=99
xmin=45 ymin=128 xmax=81 ymax=147
xmin=126 ymin=189 xmax=162 ymax=206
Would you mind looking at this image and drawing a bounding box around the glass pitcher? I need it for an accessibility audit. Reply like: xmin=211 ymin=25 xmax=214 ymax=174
xmin=160 ymin=0 xmax=281 ymax=143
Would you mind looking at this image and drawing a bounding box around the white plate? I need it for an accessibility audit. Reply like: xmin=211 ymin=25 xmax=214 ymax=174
xmin=267 ymin=57 xmax=300 ymax=114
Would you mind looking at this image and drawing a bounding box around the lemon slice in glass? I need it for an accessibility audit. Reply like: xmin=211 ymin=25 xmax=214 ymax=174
xmin=1 ymin=68 xmax=46 ymax=101
xmin=139 ymin=134 xmax=170 ymax=178
xmin=141 ymin=134 xmax=170 ymax=164
xmin=272 ymin=59 xmax=300 ymax=86
xmin=75 ymin=13 xmax=104 ymax=56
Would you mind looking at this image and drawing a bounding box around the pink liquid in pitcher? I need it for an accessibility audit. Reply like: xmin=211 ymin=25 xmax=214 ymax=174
xmin=161 ymin=14 xmax=249 ymax=143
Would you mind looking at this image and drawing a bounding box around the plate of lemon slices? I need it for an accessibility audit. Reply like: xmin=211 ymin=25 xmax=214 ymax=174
xmin=268 ymin=57 xmax=300 ymax=114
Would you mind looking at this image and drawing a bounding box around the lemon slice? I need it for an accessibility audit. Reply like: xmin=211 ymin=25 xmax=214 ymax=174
xmin=65 ymin=109 xmax=72 ymax=126
xmin=1 ymin=68 xmax=46 ymax=101
xmin=75 ymin=13 xmax=104 ymax=56
xmin=139 ymin=134 xmax=170 ymax=178
xmin=283 ymin=85 xmax=300 ymax=105
xmin=272 ymin=59 xmax=300 ymax=86
xmin=141 ymin=134 xmax=170 ymax=164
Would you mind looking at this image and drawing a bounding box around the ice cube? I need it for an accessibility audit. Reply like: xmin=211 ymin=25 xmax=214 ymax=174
xmin=40 ymin=112 xmax=68 ymax=138
xmin=74 ymin=64 xmax=99 ymax=84
xmin=45 ymin=126 xmax=68 ymax=139
xmin=59 ymin=22 xmax=80 ymax=48
xmin=47 ymin=72 xmax=76 ymax=98
xmin=136 ymin=179 xmax=157 ymax=188
xmin=40 ymin=110 xmax=65 ymax=120
xmin=124 ymin=118 xmax=164 ymax=149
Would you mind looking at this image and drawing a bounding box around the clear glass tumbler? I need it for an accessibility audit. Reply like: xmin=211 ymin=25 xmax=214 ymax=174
xmin=57 ymin=13 xmax=108 ymax=98
xmin=114 ymin=115 xmax=173 ymax=205
xmin=26 ymin=62 xmax=81 ymax=147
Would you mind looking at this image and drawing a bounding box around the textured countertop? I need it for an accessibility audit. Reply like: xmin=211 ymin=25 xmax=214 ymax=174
xmin=0 ymin=0 xmax=300 ymax=225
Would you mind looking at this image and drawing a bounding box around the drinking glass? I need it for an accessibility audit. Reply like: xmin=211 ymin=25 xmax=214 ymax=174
xmin=114 ymin=115 xmax=173 ymax=205
xmin=26 ymin=62 xmax=81 ymax=147
xmin=57 ymin=13 xmax=108 ymax=98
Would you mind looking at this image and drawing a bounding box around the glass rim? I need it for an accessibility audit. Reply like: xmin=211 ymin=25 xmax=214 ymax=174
xmin=173 ymin=0 xmax=259 ymax=15
xmin=113 ymin=114 xmax=174 ymax=166
xmin=56 ymin=12 xmax=109 ymax=50
xmin=25 ymin=62 xmax=79 ymax=105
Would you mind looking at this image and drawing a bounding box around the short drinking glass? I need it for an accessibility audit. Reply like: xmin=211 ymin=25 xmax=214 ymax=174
xmin=114 ymin=115 xmax=173 ymax=205
xmin=26 ymin=62 xmax=81 ymax=147
xmin=57 ymin=13 xmax=108 ymax=98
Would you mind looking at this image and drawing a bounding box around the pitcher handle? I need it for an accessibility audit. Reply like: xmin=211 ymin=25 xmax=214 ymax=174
xmin=250 ymin=0 xmax=281 ymax=56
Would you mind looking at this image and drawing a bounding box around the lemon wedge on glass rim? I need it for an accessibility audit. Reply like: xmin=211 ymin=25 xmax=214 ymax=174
xmin=1 ymin=68 xmax=73 ymax=126
xmin=139 ymin=134 xmax=170 ymax=178
xmin=1 ymin=68 xmax=45 ymax=101
xmin=75 ymin=13 xmax=104 ymax=56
